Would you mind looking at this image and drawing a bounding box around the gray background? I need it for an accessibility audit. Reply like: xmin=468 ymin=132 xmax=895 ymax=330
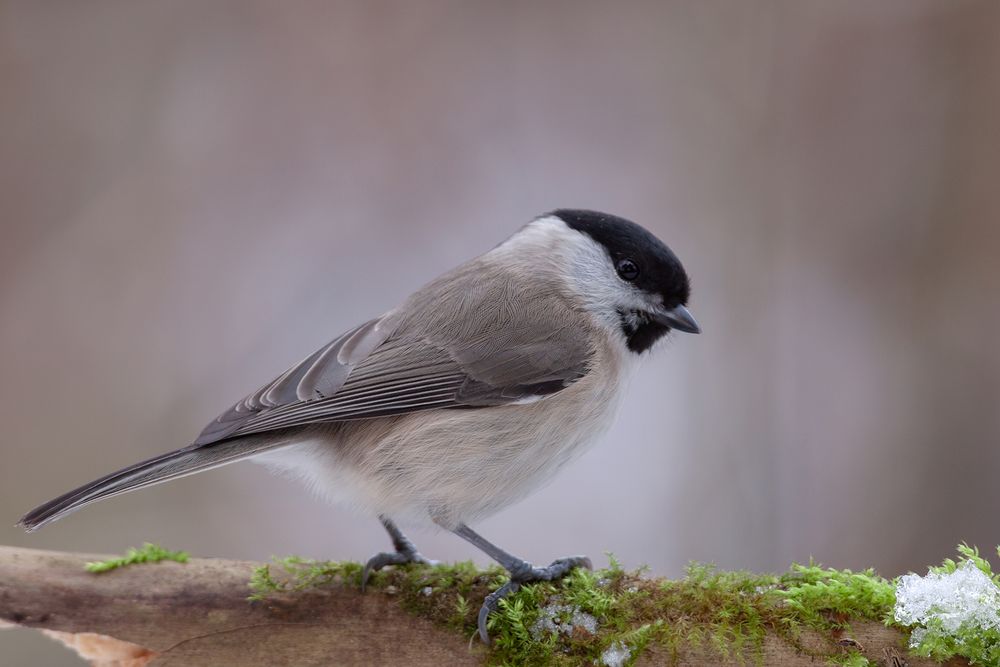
xmin=2 ymin=1 xmax=999 ymax=664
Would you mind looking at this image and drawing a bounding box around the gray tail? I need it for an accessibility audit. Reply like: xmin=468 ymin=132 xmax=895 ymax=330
xmin=18 ymin=435 xmax=287 ymax=532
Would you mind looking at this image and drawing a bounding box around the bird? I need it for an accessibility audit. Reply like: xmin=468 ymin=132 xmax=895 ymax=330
xmin=18 ymin=209 xmax=700 ymax=643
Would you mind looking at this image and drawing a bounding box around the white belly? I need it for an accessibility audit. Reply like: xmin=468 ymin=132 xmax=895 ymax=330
xmin=256 ymin=349 xmax=632 ymax=529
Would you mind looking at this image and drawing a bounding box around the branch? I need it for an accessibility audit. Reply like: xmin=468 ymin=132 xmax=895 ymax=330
xmin=0 ymin=546 xmax=482 ymax=666
xmin=0 ymin=546 xmax=966 ymax=666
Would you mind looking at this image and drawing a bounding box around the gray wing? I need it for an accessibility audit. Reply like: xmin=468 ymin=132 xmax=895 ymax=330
xmin=194 ymin=297 xmax=593 ymax=446
xmin=193 ymin=315 xmax=392 ymax=444
xmin=17 ymin=270 xmax=594 ymax=532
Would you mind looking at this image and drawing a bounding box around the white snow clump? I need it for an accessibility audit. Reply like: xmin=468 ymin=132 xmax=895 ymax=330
xmin=530 ymin=603 xmax=598 ymax=640
xmin=894 ymin=560 xmax=1000 ymax=647
xmin=598 ymin=640 xmax=632 ymax=667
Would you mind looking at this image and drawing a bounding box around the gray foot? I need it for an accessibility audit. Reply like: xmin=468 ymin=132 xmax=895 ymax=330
xmin=362 ymin=515 xmax=439 ymax=591
xmin=477 ymin=555 xmax=592 ymax=644
xmin=361 ymin=546 xmax=436 ymax=591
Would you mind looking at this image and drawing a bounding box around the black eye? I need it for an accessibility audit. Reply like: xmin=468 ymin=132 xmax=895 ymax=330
xmin=616 ymin=258 xmax=640 ymax=281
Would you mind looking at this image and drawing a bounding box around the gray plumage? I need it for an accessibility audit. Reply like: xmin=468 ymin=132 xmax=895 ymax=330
xmin=17 ymin=209 xmax=699 ymax=643
xmin=20 ymin=216 xmax=606 ymax=530
xmin=198 ymin=256 xmax=594 ymax=445
xmin=17 ymin=433 xmax=296 ymax=532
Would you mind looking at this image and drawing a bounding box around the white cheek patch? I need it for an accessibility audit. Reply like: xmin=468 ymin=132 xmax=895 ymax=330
xmin=558 ymin=224 xmax=648 ymax=325
xmin=638 ymin=291 xmax=666 ymax=312
xmin=494 ymin=215 xmax=657 ymax=335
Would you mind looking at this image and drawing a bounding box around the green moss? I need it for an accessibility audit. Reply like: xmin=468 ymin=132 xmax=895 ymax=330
xmin=85 ymin=542 xmax=189 ymax=573
xmin=778 ymin=562 xmax=895 ymax=629
xmin=245 ymin=547 xmax=998 ymax=666
xmin=827 ymin=652 xmax=871 ymax=667
xmin=930 ymin=543 xmax=999 ymax=583
xmin=247 ymin=556 xmax=363 ymax=601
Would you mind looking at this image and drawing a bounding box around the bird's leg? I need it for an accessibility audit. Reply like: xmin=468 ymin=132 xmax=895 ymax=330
xmin=449 ymin=522 xmax=592 ymax=644
xmin=361 ymin=515 xmax=437 ymax=590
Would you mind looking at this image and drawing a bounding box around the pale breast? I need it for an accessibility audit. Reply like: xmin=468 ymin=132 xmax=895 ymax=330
xmin=257 ymin=332 xmax=634 ymax=529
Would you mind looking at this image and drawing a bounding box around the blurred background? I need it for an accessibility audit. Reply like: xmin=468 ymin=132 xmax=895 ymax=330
xmin=2 ymin=0 xmax=999 ymax=662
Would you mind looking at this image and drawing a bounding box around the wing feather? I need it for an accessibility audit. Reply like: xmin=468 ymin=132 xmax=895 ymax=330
xmin=194 ymin=274 xmax=594 ymax=447
xmin=194 ymin=316 xmax=395 ymax=444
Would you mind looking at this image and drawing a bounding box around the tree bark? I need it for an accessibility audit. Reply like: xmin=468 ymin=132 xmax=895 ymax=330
xmin=0 ymin=546 xmax=483 ymax=666
xmin=0 ymin=546 xmax=967 ymax=666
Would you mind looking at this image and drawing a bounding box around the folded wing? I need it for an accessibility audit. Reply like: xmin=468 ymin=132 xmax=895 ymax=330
xmin=19 ymin=278 xmax=594 ymax=531
xmin=194 ymin=301 xmax=593 ymax=446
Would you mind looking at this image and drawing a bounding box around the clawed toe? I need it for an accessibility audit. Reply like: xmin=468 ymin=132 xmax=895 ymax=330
xmin=477 ymin=581 xmax=519 ymax=644
xmin=476 ymin=555 xmax=592 ymax=644
xmin=361 ymin=549 xmax=436 ymax=591
xmin=533 ymin=555 xmax=592 ymax=581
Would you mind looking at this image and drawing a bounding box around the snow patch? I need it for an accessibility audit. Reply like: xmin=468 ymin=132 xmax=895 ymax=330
xmin=894 ymin=560 xmax=1000 ymax=647
xmin=598 ymin=640 xmax=632 ymax=667
xmin=530 ymin=603 xmax=598 ymax=639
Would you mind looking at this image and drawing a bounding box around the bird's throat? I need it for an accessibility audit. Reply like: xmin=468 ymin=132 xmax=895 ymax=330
xmin=618 ymin=310 xmax=670 ymax=354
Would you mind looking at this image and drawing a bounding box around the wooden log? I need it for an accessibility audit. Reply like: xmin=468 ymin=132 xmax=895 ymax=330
xmin=0 ymin=546 xmax=969 ymax=666
xmin=0 ymin=546 xmax=482 ymax=666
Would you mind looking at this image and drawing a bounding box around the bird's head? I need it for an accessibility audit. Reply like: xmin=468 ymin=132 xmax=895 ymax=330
xmin=521 ymin=209 xmax=700 ymax=354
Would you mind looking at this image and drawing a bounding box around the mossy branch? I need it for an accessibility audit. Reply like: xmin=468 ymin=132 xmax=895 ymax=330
xmin=84 ymin=542 xmax=189 ymax=573
xmin=0 ymin=545 xmax=975 ymax=666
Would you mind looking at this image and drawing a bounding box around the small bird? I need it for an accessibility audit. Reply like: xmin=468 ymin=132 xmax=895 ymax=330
xmin=19 ymin=209 xmax=699 ymax=642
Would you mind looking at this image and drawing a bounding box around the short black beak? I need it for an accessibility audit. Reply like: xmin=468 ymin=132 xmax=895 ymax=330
xmin=652 ymin=304 xmax=701 ymax=334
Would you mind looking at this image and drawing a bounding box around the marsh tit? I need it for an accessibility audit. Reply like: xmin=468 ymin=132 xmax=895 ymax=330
xmin=20 ymin=209 xmax=700 ymax=642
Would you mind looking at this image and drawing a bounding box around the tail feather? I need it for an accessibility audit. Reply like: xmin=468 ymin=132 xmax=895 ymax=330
xmin=18 ymin=435 xmax=288 ymax=532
